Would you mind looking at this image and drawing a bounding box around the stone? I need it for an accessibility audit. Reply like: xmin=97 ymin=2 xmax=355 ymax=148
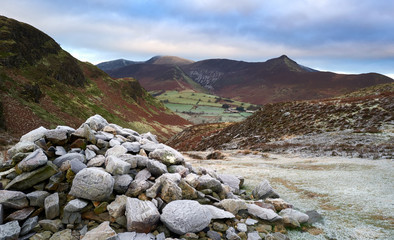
xmin=178 ymin=179 xmax=198 ymax=199
xmin=105 ymin=145 xmax=127 ymax=157
xmin=219 ymin=199 xmax=248 ymax=215
xmin=73 ymin=124 xmax=96 ymax=144
xmin=53 ymin=153 xmax=86 ymax=167
xmin=282 ymin=216 xmax=300 ymax=228
xmin=247 ymin=231 xmax=262 ymax=240
xmin=168 ymin=165 xmax=189 ymax=176
xmin=105 ymin=156 xmax=131 ymax=175
xmin=125 ymin=198 xmax=160 ymax=233
xmin=265 ymin=232 xmax=290 ymax=240
xmin=4 ymin=207 xmax=35 ymax=222
xmin=226 ymin=227 xmax=241 ymax=240
xmin=181 ymin=232 xmax=199 ymax=239
xmin=236 ymin=223 xmax=247 ymax=232
xmin=125 ymin=179 xmax=151 ymax=197
xmin=204 ymin=205 xmax=235 ymax=219
xmin=85 ymin=149 xmax=96 ymax=161
xmin=69 ymin=167 xmax=114 ymax=201
xmin=134 ymin=169 xmax=151 ymax=181
xmin=82 ymin=221 xmax=116 ymax=240
xmin=278 ymin=208 xmax=309 ymax=224
xmin=20 ymin=126 xmax=48 ymax=143
xmin=107 ymin=195 xmax=128 ymax=219
xmin=253 ymin=201 xmax=276 ymax=211
xmin=0 ymin=190 xmax=28 ymax=209
xmin=49 ymin=228 xmax=74 ymax=240
xmin=64 ymin=199 xmax=88 ymax=212
xmin=7 ymin=142 xmax=37 ymax=160
xmin=212 ymin=222 xmax=227 ymax=232
xmin=17 ymin=149 xmax=48 ymax=173
xmin=252 ymin=179 xmax=279 ymax=200
xmin=38 ymin=219 xmax=63 ymax=233
xmin=70 ymin=159 xmax=87 ymax=173
xmin=85 ymin=114 xmax=109 ymax=131
xmin=265 ymin=198 xmax=293 ymax=212
xmin=146 ymin=160 xmax=168 ymax=177
xmin=160 ymin=200 xmax=212 ymax=235
xmin=135 ymin=156 xmax=149 ymax=168
xmin=141 ymin=133 xmax=159 ymax=143
xmin=109 ymin=139 xmax=121 ymax=147
xmin=113 ymin=174 xmax=133 ymax=194
xmin=245 ymin=218 xmax=258 ymax=226
xmin=160 ymin=179 xmax=182 ymax=203
xmin=62 ymin=211 xmax=81 ymax=225
xmin=118 ymin=154 xmax=138 ymax=169
xmin=55 ymin=146 xmax=67 ymax=156
xmin=70 ymin=139 xmax=87 ymax=149
xmin=184 ymin=173 xmax=199 ymax=188
xmin=197 ymin=175 xmax=222 ymax=192
xmin=148 ymin=147 xmax=184 ymax=166
xmin=87 ymin=155 xmax=105 ymax=167
xmin=219 ymin=174 xmax=241 ymax=194
xmin=45 ymin=193 xmax=59 ymax=220
xmin=30 ymin=231 xmax=52 ymax=240
xmin=20 ymin=216 xmax=38 ymax=236
xmin=0 ymin=204 xmax=3 ymax=225
xmin=122 ymin=142 xmax=140 ymax=153
xmin=0 ymin=220 xmax=20 ymax=240
xmin=94 ymin=202 xmax=108 ymax=214
xmin=247 ymin=204 xmax=282 ymax=222
xmin=207 ymin=230 xmax=221 ymax=240
xmin=45 ymin=129 xmax=68 ymax=145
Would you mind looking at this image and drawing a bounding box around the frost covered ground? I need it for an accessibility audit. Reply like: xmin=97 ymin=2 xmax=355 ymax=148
xmin=185 ymin=151 xmax=394 ymax=240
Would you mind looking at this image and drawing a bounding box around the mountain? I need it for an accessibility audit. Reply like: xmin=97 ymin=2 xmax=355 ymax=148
xmin=145 ymin=55 xmax=194 ymax=65
xmin=167 ymin=82 xmax=394 ymax=158
xmin=0 ymin=16 xmax=190 ymax=146
xmin=96 ymin=59 xmax=138 ymax=71
xmin=101 ymin=55 xmax=392 ymax=105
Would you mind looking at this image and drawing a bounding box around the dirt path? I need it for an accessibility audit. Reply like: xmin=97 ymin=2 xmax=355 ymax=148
xmin=184 ymin=151 xmax=394 ymax=240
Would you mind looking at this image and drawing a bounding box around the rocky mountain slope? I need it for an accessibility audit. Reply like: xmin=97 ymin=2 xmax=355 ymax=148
xmin=167 ymin=83 xmax=394 ymax=159
xmin=0 ymin=115 xmax=316 ymax=239
xmin=101 ymin=55 xmax=392 ymax=105
xmin=0 ymin=16 xmax=190 ymax=146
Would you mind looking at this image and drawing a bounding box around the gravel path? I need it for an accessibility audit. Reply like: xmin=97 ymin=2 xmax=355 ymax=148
xmin=185 ymin=151 xmax=394 ymax=240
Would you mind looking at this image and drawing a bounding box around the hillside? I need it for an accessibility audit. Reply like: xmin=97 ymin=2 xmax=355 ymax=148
xmin=0 ymin=16 xmax=190 ymax=146
xmin=167 ymin=83 xmax=394 ymax=159
xmin=101 ymin=55 xmax=392 ymax=105
xmin=96 ymin=59 xmax=138 ymax=71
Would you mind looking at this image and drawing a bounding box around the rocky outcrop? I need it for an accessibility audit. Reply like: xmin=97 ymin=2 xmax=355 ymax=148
xmin=0 ymin=115 xmax=313 ymax=239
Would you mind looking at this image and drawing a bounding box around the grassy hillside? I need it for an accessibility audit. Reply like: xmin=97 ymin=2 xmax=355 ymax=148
xmin=0 ymin=16 xmax=189 ymax=145
xmin=152 ymin=90 xmax=259 ymax=124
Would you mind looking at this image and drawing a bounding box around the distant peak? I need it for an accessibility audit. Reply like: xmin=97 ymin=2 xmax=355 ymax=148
xmin=279 ymin=54 xmax=290 ymax=59
xmin=146 ymin=55 xmax=194 ymax=65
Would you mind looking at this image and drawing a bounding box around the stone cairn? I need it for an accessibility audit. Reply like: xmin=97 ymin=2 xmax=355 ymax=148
xmin=0 ymin=115 xmax=313 ymax=240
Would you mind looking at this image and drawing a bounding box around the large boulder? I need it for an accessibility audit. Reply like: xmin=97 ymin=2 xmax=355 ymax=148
xmin=125 ymin=198 xmax=160 ymax=233
xmin=69 ymin=168 xmax=114 ymax=201
xmin=5 ymin=162 xmax=58 ymax=190
xmin=160 ymin=200 xmax=212 ymax=235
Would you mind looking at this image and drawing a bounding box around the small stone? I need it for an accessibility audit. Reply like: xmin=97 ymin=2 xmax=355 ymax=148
xmin=245 ymin=218 xmax=258 ymax=226
xmin=178 ymin=179 xmax=198 ymax=200
xmin=125 ymin=180 xmax=151 ymax=197
xmin=72 ymin=124 xmax=96 ymax=145
xmin=247 ymin=231 xmax=262 ymax=240
xmin=109 ymin=139 xmax=121 ymax=147
xmin=64 ymin=199 xmax=88 ymax=212
xmin=105 ymin=156 xmax=131 ymax=175
xmin=134 ymin=169 xmax=151 ymax=181
xmin=219 ymin=174 xmax=241 ymax=194
xmin=148 ymin=147 xmax=184 ymax=166
xmin=247 ymin=204 xmax=282 ymax=222
xmin=17 ymin=149 xmax=48 ymax=173
xmin=4 ymin=207 xmax=35 ymax=222
xmin=181 ymin=232 xmax=199 ymax=239
xmin=0 ymin=220 xmax=20 ymax=240
xmin=81 ymin=221 xmax=116 ymax=240
xmin=20 ymin=216 xmax=39 ymax=236
xmin=160 ymin=179 xmax=182 ymax=203
xmin=122 ymin=142 xmax=140 ymax=154
xmin=204 ymin=205 xmax=235 ymax=219
xmin=30 ymin=231 xmax=52 ymax=240
xmin=84 ymin=114 xmax=109 ymax=131
xmin=94 ymin=202 xmax=108 ymax=214
xmin=70 ymin=159 xmax=87 ymax=174
xmin=87 ymin=155 xmax=105 ymax=167
xmin=117 ymin=154 xmax=138 ymax=169
xmin=113 ymin=174 xmax=133 ymax=194
xmin=55 ymin=146 xmax=67 ymax=156
xmin=282 ymin=216 xmax=300 ymax=228
xmin=219 ymin=199 xmax=248 ymax=215
xmin=105 ymin=145 xmax=127 ymax=157
xmin=125 ymin=198 xmax=160 ymax=233
xmin=53 ymin=153 xmax=86 ymax=167
xmin=212 ymin=222 xmax=228 ymax=232
xmin=62 ymin=211 xmax=81 ymax=225
xmin=146 ymin=160 xmax=168 ymax=177
xmin=252 ymin=180 xmax=279 ymax=200
xmin=237 ymin=223 xmax=247 ymax=232
xmin=85 ymin=149 xmax=96 ymax=161
xmin=226 ymin=227 xmax=241 ymax=240
xmin=265 ymin=198 xmax=293 ymax=212
xmin=278 ymin=208 xmax=309 ymax=224
xmin=45 ymin=193 xmax=59 ymax=220
xmin=197 ymin=175 xmax=222 ymax=193
xmin=45 ymin=129 xmax=68 ymax=145
xmin=38 ymin=219 xmax=63 ymax=233
xmin=107 ymin=195 xmax=128 ymax=219
xmin=305 ymin=210 xmax=323 ymax=224
xmin=0 ymin=190 xmax=29 ymax=209
xmin=207 ymin=230 xmax=221 ymax=240
xmin=265 ymin=232 xmax=290 ymax=240
xmin=49 ymin=228 xmax=74 ymax=240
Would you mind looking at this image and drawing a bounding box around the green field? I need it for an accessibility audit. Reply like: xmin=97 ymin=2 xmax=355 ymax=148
xmin=152 ymin=90 xmax=258 ymax=124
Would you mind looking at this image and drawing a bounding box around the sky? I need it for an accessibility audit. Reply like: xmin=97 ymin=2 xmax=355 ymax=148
xmin=1 ymin=0 xmax=393 ymax=78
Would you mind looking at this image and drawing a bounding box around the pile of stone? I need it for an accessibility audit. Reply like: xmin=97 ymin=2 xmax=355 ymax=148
xmin=0 ymin=115 xmax=313 ymax=240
